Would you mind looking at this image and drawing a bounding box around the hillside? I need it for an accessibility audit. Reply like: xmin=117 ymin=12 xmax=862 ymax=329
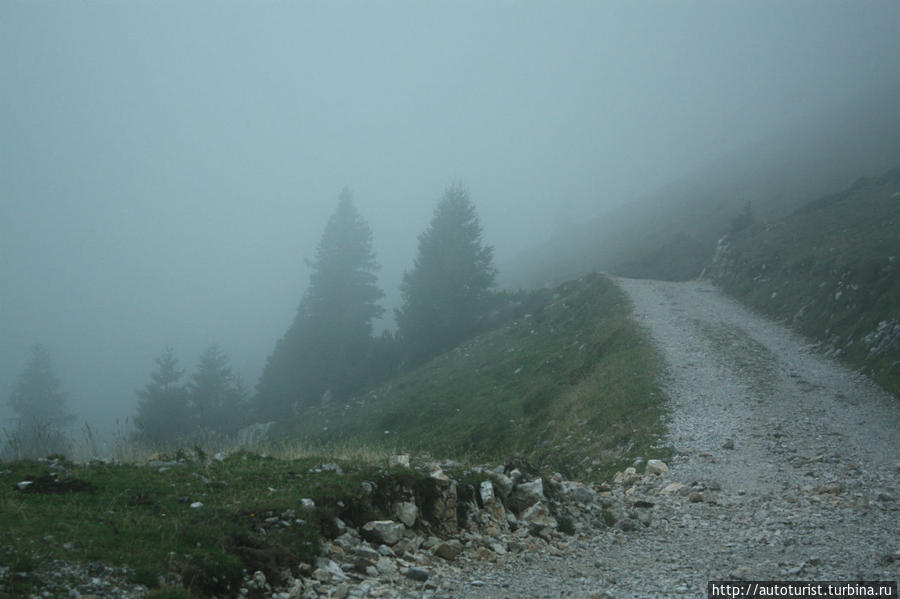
xmin=502 ymin=83 xmax=900 ymax=288
xmin=0 ymin=274 xmax=671 ymax=598
xmin=282 ymin=273 xmax=668 ymax=480
xmin=706 ymin=166 xmax=900 ymax=397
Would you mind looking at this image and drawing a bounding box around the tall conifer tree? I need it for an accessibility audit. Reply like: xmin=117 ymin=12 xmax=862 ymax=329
xmin=396 ymin=184 xmax=496 ymax=365
xmin=6 ymin=344 xmax=73 ymax=457
xmin=134 ymin=346 xmax=191 ymax=444
xmin=189 ymin=344 xmax=246 ymax=436
xmin=256 ymin=189 xmax=383 ymax=418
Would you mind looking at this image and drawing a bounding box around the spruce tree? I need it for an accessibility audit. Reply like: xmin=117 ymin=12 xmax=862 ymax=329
xmin=189 ymin=344 xmax=246 ymax=436
xmin=396 ymin=184 xmax=496 ymax=365
xmin=256 ymin=188 xmax=384 ymax=418
xmin=6 ymin=344 xmax=73 ymax=458
xmin=134 ymin=346 xmax=191 ymax=445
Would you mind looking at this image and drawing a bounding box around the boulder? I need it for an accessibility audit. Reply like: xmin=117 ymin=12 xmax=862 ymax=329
xmin=433 ymin=539 xmax=463 ymax=561
xmin=510 ymin=478 xmax=545 ymax=513
xmin=402 ymin=567 xmax=430 ymax=582
xmin=560 ymin=481 xmax=596 ymax=503
xmin=519 ymin=502 xmax=557 ymax=529
xmin=361 ymin=520 xmax=406 ymax=546
xmin=314 ymin=557 xmax=349 ymax=583
xmin=479 ymin=480 xmax=495 ymax=505
xmin=645 ymin=459 xmax=668 ymax=475
xmin=394 ymin=501 xmax=418 ymax=528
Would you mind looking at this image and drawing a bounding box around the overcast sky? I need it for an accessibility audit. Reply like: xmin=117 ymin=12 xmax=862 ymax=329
xmin=2 ymin=1 xmax=900 ymax=435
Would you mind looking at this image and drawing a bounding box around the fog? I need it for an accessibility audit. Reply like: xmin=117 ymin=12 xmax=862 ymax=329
xmin=2 ymin=1 xmax=900 ymax=435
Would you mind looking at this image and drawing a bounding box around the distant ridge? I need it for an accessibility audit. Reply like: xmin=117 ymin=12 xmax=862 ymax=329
xmin=502 ymin=82 xmax=900 ymax=288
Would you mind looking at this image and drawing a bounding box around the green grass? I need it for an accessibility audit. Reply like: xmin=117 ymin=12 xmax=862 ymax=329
xmin=708 ymin=166 xmax=900 ymax=396
xmin=0 ymin=452 xmax=416 ymax=598
xmin=287 ymin=273 xmax=669 ymax=480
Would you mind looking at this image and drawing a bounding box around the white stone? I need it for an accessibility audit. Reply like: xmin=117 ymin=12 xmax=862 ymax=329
xmin=646 ymin=459 xmax=669 ymax=475
xmin=519 ymin=502 xmax=557 ymax=528
xmin=315 ymin=557 xmax=349 ymax=583
xmin=661 ymin=482 xmax=686 ymax=495
xmin=389 ymin=454 xmax=410 ymax=469
xmin=479 ymin=481 xmax=495 ymax=505
xmin=394 ymin=501 xmax=418 ymax=528
xmin=362 ymin=520 xmax=406 ymax=545
xmin=517 ymin=478 xmax=544 ymax=500
xmin=429 ymin=468 xmax=450 ymax=481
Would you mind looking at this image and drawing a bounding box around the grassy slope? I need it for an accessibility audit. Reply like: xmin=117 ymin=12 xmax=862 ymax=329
xmin=0 ymin=450 xmax=424 ymax=598
xmin=288 ymin=273 xmax=668 ymax=480
xmin=707 ymin=166 xmax=900 ymax=397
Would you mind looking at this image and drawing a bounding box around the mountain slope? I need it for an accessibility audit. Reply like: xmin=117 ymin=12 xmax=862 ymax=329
xmin=706 ymin=166 xmax=900 ymax=397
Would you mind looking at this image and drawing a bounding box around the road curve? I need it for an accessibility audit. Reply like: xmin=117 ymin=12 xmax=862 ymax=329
xmin=443 ymin=278 xmax=899 ymax=599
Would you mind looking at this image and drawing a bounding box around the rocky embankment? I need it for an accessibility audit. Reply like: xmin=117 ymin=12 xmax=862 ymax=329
xmin=234 ymin=456 xmax=711 ymax=599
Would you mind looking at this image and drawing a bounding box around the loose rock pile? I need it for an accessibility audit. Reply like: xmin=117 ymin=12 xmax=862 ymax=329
xmin=245 ymin=455 xmax=679 ymax=599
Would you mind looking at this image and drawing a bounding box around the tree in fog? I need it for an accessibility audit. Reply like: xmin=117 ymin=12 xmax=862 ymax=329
xmin=5 ymin=344 xmax=73 ymax=458
xmin=134 ymin=346 xmax=191 ymax=445
xmin=396 ymin=184 xmax=497 ymax=365
xmin=256 ymin=188 xmax=384 ymax=419
xmin=189 ymin=344 xmax=247 ymax=436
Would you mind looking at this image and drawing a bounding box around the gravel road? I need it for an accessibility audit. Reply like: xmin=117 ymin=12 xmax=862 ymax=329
xmin=442 ymin=278 xmax=899 ymax=599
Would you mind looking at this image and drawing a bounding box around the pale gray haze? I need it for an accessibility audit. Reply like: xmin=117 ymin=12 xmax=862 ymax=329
xmin=2 ymin=1 xmax=900 ymax=434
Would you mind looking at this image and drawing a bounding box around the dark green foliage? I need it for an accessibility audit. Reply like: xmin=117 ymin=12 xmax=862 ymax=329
xmin=557 ymin=515 xmax=575 ymax=535
xmin=134 ymin=347 xmax=192 ymax=445
xmin=396 ymin=184 xmax=497 ymax=366
xmin=4 ymin=345 xmax=73 ymax=459
xmin=188 ymin=344 xmax=248 ymax=436
xmin=128 ymin=567 xmax=161 ymax=589
xmin=256 ymin=189 xmax=384 ymax=419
